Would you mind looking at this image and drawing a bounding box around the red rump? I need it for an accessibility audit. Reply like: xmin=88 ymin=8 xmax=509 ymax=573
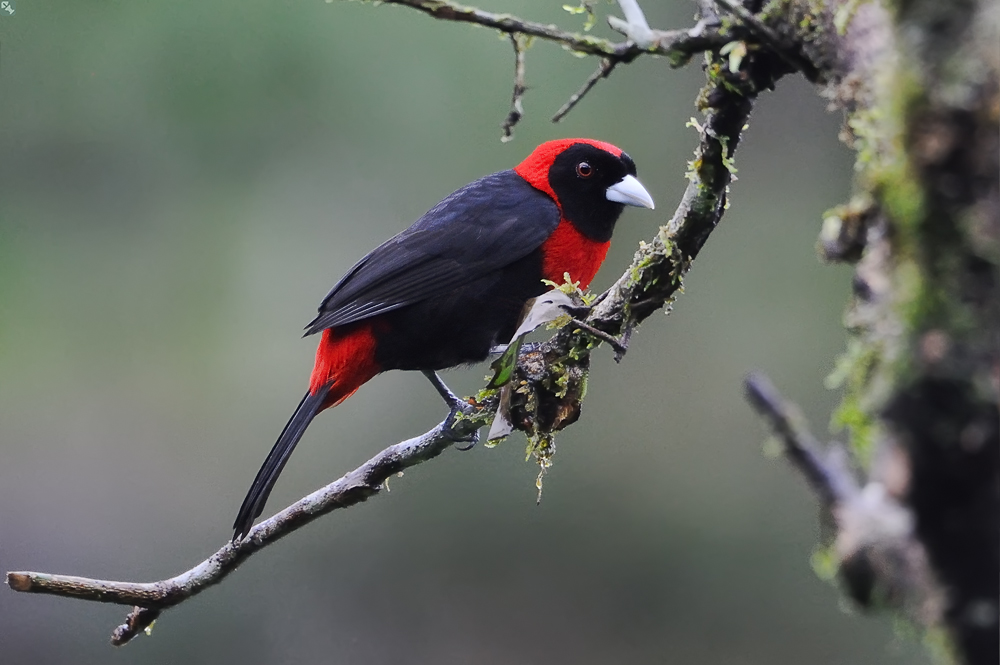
xmin=310 ymin=323 xmax=382 ymax=408
xmin=541 ymin=219 xmax=610 ymax=289
xmin=513 ymin=138 xmax=623 ymax=206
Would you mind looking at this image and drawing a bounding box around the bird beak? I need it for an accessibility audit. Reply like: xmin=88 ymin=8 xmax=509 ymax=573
xmin=606 ymin=175 xmax=655 ymax=210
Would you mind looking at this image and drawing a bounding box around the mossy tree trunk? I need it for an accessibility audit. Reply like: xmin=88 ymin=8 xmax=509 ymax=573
xmin=762 ymin=1 xmax=998 ymax=663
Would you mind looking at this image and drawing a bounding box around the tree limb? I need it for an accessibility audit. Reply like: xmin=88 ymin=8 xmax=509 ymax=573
xmin=744 ymin=371 xmax=860 ymax=506
xmin=551 ymin=58 xmax=616 ymax=123
xmin=500 ymin=33 xmax=528 ymax=141
xmin=374 ymin=0 xmax=728 ymax=62
xmin=7 ymin=405 xmax=493 ymax=645
xmin=743 ymin=372 xmax=945 ymax=635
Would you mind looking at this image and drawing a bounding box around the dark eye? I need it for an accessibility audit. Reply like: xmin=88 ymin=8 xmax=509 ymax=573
xmin=576 ymin=162 xmax=593 ymax=178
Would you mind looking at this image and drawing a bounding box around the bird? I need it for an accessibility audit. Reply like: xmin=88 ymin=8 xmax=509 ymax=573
xmin=232 ymin=138 xmax=654 ymax=540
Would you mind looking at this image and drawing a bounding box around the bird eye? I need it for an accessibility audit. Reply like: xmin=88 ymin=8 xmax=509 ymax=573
xmin=576 ymin=162 xmax=593 ymax=178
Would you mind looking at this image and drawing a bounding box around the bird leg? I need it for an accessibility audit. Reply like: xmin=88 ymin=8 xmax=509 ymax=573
xmin=422 ymin=370 xmax=480 ymax=450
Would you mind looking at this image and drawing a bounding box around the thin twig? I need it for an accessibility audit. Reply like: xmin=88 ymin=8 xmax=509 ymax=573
xmin=371 ymin=0 xmax=729 ymax=62
xmin=500 ymin=33 xmax=528 ymax=142
xmin=551 ymin=58 xmax=617 ymax=123
xmin=384 ymin=0 xmax=627 ymax=57
xmin=743 ymin=372 xmax=858 ymax=505
xmin=568 ymin=317 xmax=627 ymax=355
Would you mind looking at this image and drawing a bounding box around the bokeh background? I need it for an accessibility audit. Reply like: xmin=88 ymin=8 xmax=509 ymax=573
xmin=0 ymin=2 xmax=930 ymax=664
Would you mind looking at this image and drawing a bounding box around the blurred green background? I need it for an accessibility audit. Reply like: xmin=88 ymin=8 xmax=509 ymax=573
xmin=0 ymin=1 xmax=929 ymax=663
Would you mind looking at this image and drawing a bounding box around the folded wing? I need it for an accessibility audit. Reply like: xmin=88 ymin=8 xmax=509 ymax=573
xmin=304 ymin=170 xmax=560 ymax=335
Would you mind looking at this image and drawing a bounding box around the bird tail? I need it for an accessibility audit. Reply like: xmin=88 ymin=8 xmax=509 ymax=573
xmin=232 ymin=385 xmax=331 ymax=541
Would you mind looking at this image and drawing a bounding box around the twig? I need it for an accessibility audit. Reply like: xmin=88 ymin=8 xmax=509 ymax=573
xmin=551 ymin=58 xmax=617 ymax=123
xmin=370 ymin=0 xmax=729 ymax=63
xmin=365 ymin=0 xmax=731 ymax=127
xmin=568 ymin=317 xmax=627 ymax=356
xmin=500 ymin=33 xmax=528 ymax=142
xmin=608 ymin=0 xmax=656 ymax=48
xmin=743 ymin=372 xmax=858 ymax=505
xmin=742 ymin=374 xmax=934 ymax=623
xmin=7 ymin=405 xmax=493 ymax=646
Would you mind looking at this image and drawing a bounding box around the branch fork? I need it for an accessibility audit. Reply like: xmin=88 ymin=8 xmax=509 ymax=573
xmin=744 ymin=373 xmax=940 ymax=623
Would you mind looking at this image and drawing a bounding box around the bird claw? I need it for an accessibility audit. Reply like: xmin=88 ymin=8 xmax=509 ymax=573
xmin=453 ymin=429 xmax=480 ymax=451
xmin=443 ymin=403 xmax=480 ymax=450
xmin=423 ymin=370 xmax=480 ymax=449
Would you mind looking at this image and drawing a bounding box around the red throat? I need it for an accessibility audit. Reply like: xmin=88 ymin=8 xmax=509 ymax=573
xmin=513 ymin=138 xmax=624 ymax=205
xmin=540 ymin=219 xmax=610 ymax=289
xmin=516 ymin=138 xmax=621 ymax=289
xmin=310 ymin=323 xmax=382 ymax=409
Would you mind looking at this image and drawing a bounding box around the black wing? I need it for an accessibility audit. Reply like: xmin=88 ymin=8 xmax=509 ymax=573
xmin=304 ymin=170 xmax=559 ymax=335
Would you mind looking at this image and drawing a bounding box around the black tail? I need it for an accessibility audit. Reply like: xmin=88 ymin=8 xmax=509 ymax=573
xmin=232 ymin=385 xmax=330 ymax=541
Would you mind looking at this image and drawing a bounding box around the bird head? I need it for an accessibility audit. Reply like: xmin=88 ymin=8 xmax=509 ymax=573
xmin=514 ymin=139 xmax=654 ymax=242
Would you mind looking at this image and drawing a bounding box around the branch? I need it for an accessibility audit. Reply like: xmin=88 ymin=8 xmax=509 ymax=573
xmin=744 ymin=372 xmax=859 ymax=505
xmin=574 ymin=55 xmax=778 ymax=338
xmin=551 ymin=58 xmax=616 ymax=123
xmin=372 ymin=0 xmax=730 ymax=64
xmin=500 ymin=33 xmax=528 ymax=142
xmin=549 ymin=0 xmax=662 ymax=123
xmin=742 ymin=373 xmax=941 ymax=626
xmin=7 ymin=405 xmax=493 ymax=646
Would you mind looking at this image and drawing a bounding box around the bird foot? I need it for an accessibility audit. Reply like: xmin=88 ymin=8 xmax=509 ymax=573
xmin=443 ymin=403 xmax=480 ymax=451
xmin=423 ymin=371 xmax=480 ymax=449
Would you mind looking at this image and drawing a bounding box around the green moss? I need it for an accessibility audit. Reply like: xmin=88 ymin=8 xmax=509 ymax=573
xmin=833 ymin=0 xmax=865 ymax=35
xmin=827 ymin=338 xmax=881 ymax=463
xmin=474 ymin=386 xmax=499 ymax=403
xmin=827 ymin=52 xmax=937 ymax=430
xmin=861 ymin=66 xmax=926 ymax=234
xmin=526 ymin=432 xmax=555 ymax=502
xmin=810 ymin=544 xmax=840 ymax=582
xmin=876 ymin=158 xmax=925 ymax=234
xmin=561 ymin=2 xmax=597 ymax=32
xmin=831 ymin=392 xmax=877 ymax=462
xmin=718 ymin=135 xmax=738 ymax=174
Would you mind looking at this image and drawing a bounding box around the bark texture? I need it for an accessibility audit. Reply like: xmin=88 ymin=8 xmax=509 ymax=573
xmin=758 ymin=1 xmax=999 ymax=663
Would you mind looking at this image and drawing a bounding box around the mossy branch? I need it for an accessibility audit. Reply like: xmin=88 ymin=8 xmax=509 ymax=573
xmin=7 ymin=406 xmax=494 ymax=646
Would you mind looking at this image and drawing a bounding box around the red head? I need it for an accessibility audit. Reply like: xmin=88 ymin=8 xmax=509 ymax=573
xmin=514 ymin=138 xmax=654 ymax=242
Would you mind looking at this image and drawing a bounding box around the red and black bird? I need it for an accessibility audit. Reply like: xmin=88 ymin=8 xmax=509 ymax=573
xmin=232 ymin=138 xmax=654 ymax=539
